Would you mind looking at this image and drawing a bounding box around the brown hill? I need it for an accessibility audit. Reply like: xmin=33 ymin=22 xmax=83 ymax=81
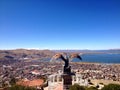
xmin=0 ymin=49 xmax=55 ymax=60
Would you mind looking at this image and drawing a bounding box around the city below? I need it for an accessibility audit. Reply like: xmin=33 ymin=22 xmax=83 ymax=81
xmin=0 ymin=49 xmax=120 ymax=90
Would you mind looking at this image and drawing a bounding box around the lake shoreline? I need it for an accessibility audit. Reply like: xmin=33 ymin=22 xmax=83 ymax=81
xmin=71 ymin=62 xmax=120 ymax=65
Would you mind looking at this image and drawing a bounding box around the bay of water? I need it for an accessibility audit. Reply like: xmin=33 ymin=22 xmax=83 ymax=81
xmin=72 ymin=54 xmax=120 ymax=64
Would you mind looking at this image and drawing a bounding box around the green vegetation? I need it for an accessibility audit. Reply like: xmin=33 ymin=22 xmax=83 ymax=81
xmin=69 ymin=83 xmax=120 ymax=90
xmin=8 ymin=85 xmax=36 ymax=90
xmin=86 ymin=86 xmax=98 ymax=90
xmin=101 ymin=84 xmax=120 ymax=90
xmin=70 ymin=84 xmax=86 ymax=90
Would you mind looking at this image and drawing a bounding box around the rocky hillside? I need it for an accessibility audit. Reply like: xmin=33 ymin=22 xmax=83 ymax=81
xmin=0 ymin=49 xmax=55 ymax=60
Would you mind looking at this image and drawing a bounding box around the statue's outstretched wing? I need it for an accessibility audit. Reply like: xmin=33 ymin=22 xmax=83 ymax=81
xmin=52 ymin=53 xmax=66 ymax=61
xmin=70 ymin=53 xmax=82 ymax=60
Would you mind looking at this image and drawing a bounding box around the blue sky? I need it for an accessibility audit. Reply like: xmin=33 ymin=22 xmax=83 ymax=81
xmin=0 ymin=0 xmax=120 ymax=50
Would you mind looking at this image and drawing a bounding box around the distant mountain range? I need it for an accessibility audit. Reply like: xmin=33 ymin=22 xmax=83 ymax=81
xmin=0 ymin=49 xmax=120 ymax=61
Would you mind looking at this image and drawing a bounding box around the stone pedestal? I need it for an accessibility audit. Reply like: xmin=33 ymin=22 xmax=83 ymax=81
xmin=63 ymin=74 xmax=72 ymax=90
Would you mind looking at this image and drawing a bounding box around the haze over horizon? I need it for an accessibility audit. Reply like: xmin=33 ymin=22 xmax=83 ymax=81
xmin=0 ymin=48 xmax=120 ymax=51
xmin=0 ymin=0 xmax=120 ymax=50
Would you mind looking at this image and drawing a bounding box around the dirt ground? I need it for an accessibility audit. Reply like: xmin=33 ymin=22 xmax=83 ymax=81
xmin=91 ymin=79 xmax=120 ymax=85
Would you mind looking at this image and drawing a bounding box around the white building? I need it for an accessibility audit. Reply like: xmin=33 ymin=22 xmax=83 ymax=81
xmin=47 ymin=71 xmax=89 ymax=90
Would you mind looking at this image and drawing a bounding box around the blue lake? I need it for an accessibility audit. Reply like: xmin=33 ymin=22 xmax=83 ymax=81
xmin=72 ymin=54 xmax=120 ymax=63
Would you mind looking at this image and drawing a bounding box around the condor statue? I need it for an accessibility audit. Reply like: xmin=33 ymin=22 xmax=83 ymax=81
xmin=51 ymin=53 xmax=82 ymax=74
